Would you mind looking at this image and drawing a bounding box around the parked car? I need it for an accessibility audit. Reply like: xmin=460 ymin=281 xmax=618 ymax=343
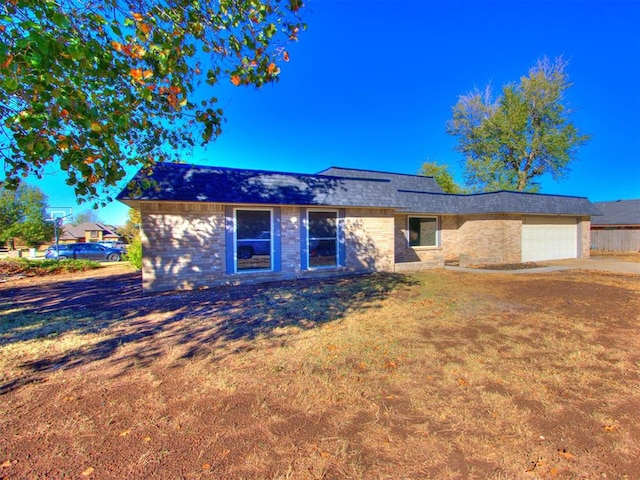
xmin=237 ymin=231 xmax=271 ymax=259
xmin=45 ymin=242 xmax=125 ymax=262
xmin=99 ymin=241 xmax=127 ymax=250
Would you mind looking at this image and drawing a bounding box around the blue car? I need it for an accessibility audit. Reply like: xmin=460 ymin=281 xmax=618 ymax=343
xmin=45 ymin=242 xmax=125 ymax=262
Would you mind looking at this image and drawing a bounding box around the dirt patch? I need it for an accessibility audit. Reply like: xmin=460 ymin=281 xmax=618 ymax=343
xmin=1 ymin=266 xmax=639 ymax=479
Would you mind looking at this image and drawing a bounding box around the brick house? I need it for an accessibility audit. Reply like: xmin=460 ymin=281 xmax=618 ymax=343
xmin=117 ymin=163 xmax=600 ymax=292
xmin=59 ymin=222 xmax=121 ymax=244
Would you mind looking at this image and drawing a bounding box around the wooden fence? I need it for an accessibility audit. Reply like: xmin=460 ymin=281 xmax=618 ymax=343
xmin=591 ymin=228 xmax=640 ymax=252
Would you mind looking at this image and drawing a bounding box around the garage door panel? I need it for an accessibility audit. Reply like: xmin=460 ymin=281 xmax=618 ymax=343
xmin=522 ymin=217 xmax=578 ymax=262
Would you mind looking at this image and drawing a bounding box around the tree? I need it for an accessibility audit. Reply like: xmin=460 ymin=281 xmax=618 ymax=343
xmin=447 ymin=56 xmax=591 ymax=192
xmin=71 ymin=209 xmax=102 ymax=226
xmin=117 ymin=208 xmax=141 ymax=243
xmin=0 ymin=184 xmax=54 ymax=248
xmin=0 ymin=0 xmax=305 ymax=204
xmin=418 ymin=160 xmax=464 ymax=194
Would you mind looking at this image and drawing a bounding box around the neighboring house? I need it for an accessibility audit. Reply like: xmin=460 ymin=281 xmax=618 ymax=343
xmin=590 ymin=199 xmax=640 ymax=252
xmin=59 ymin=222 xmax=121 ymax=245
xmin=117 ymin=163 xmax=600 ymax=292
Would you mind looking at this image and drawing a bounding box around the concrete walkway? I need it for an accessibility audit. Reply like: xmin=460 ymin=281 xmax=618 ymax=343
xmin=445 ymin=258 xmax=640 ymax=275
xmin=543 ymin=258 xmax=640 ymax=275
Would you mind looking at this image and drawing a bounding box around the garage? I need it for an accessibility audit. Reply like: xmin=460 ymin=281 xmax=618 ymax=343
xmin=522 ymin=216 xmax=578 ymax=262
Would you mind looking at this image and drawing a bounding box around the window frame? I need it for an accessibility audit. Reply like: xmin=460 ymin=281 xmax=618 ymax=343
xmin=407 ymin=216 xmax=439 ymax=248
xmin=233 ymin=207 xmax=274 ymax=273
xmin=306 ymin=209 xmax=340 ymax=269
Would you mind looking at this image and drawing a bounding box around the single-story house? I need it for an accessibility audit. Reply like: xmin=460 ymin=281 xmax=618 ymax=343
xmin=117 ymin=162 xmax=601 ymax=292
xmin=590 ymin=199 xmax=640 ymax=252
xmin=59 ymin=222 xmax=121 ymax=245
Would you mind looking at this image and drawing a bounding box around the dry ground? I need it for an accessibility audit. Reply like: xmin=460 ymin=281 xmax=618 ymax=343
xmin=1 ymin=262 xmax=639 ymax=479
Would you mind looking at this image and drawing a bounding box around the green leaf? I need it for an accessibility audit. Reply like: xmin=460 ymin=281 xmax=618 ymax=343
xmin=3 ymin=77 xmax=19 ymax=92
xmin=51 ymin=11 xmax=70 ymax=29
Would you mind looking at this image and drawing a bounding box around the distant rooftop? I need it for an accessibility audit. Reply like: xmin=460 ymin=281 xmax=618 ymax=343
xmin=591 ymin=199 xmax=640 ymax=226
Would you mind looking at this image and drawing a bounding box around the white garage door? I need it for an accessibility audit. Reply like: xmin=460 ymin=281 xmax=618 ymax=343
xmin=522 ymin=216 xmax=578 ymax=262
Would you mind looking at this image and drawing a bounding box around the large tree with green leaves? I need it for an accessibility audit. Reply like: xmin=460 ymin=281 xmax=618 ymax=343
xmin=447 ymin=56 xmax=591 ymax=192
xmin=0 ymin=183 xmax=54 ymax=248
xmin=0 ymin=0 xmax=305 ymax=204
xmin=418 ymin=160 xmax=464 ymax=194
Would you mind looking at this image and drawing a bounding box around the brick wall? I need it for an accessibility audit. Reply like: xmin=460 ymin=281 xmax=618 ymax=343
xmin=344 ymin=208 xmax=395 ymax=272
xmin=455 ymin=214 xmax=522 ymax=265
xmin=579 ymin=217 xmax=591 ymax=258
xmin=140 ymin=202 xmax=395 ymax=292
xmin=140 ymin=202 xmax=226 ymax=292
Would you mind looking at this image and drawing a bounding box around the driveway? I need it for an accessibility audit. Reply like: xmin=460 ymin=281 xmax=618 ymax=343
xmin=544 ymin=257 xmax=640 ymax=274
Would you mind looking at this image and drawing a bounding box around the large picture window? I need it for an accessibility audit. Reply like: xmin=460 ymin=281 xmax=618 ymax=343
xmin=408 ymin=217 xmax=438 ymax=247
xmin=308 ymin=211 xmax=338 ymax=268
xmin=235 ymin=209 xmax=272 ymax=271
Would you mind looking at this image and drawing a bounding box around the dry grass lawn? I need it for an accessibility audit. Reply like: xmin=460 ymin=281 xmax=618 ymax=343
xmin=1 ymin=263 xmax=639 ymax=479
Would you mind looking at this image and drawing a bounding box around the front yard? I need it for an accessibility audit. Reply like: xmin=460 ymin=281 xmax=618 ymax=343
xmin=1 ymin=263 xmax=639 ymax=478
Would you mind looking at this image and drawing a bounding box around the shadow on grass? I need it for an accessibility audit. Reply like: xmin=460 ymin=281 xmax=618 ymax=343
xmin=1 ymin=271 xmax=417 ymax=394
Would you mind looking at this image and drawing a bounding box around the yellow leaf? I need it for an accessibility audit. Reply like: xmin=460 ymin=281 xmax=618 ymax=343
xmin=119 ymin=429 xmax=131 ymax=437
xmin=81 ymin=466 xmax=95 ymax=476
xmin=1 ymin=459 xmax=12 ymax=468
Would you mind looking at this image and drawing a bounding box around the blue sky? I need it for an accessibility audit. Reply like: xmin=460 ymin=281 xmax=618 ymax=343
xmin=33 ymin=0 xmax=640 ymax=225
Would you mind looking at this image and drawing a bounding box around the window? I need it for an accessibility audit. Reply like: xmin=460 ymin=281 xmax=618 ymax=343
xmin=308 ymin=211 xmax=338 ymax=267
xmin=408 ymin=217 xmax=438 ymax=247
xmin=235 ymin=209 xmax=272 ymax=272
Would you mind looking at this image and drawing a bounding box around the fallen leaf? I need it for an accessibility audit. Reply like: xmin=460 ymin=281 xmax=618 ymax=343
xmin=557 ymin=448 xmax=574 ymax=460
xmin=458 ymin=378 xmax=468 ymax=386
xmin=202 ymin=463 xmax=211 ymax=470
xmin=603 ymin=424 xmax=617 ymax=432
xmin=143 ymin=436 xmax=151 ymax=442
xmin=326 ymin=344 xmax=338 ymax=351
xmin=1 ymin=459 xmax=12 ymax=468
xmin=230 ymin=75 xmax=241 ymax=86
xmin=81 ymin=466 xmax=95 ymax=476
xmin=119 ymin=429 xmax=131 ymax=437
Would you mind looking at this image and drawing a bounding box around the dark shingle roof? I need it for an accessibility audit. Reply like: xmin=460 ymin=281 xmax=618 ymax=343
xmin=118 ymin=162 xmax=600 ymax=216
xmin=591 ymin=200 xmax=640 ymax=226
xmin=317 ymin=166 xmax=444 ymax=194
xmin=117 ymin=163 xmax=399 ymax=208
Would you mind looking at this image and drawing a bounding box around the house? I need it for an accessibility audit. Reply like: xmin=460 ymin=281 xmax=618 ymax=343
xmin=117 ymin=163 xmax=600 ymax=292
xmin=590 ymin=199 xmax=640 ymax=252
xmin=59 ymin=222 xmax=121 ymax=245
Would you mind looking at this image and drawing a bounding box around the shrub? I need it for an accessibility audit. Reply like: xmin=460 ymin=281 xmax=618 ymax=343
xmin=125 ymin=238 xmax=142 ymax=270
xmin=0 ymin=258 xmax=100 ymax=276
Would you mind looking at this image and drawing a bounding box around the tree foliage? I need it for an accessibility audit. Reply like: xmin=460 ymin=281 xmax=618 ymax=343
xmin=447 ymin=56 xmax=591 ymax=192
xmin=71 ymin=209 xmax=102 ymax=225
xmin=0 ymin=183 xmax=54 ymax=247
xmin=418 ymin=161 xmax=464 ymax=194
xmin=0 ymin=0 xmax=305 ymax=204
xmin=117 ymin=207 xmax=141 ymax=243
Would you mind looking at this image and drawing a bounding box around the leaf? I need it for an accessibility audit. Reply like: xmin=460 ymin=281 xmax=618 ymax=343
xmin=119 ymin=429 xmax=131 ymax=436
xmin=1 ymin=459 xmax=12 ymax=468
xmin=81 ymin=466 xmax=95 ymax=476
xmin=230 ymin=75 xmax=241 ymax=86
